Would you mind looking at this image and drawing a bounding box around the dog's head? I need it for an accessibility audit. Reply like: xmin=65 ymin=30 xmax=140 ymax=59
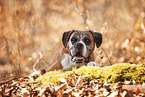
xmin=62 ymin=30 xmax=102 ymax=63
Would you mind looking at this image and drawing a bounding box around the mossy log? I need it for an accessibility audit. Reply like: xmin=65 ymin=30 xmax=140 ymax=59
xmin=36 ymin=63 xmax=145 ymax=84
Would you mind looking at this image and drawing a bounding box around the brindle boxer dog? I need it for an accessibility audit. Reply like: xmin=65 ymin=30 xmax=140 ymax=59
xmin=46 ymin=30 xmax=102 ymax=71
xmin=29 ymin=30 xmax=102 ymax=80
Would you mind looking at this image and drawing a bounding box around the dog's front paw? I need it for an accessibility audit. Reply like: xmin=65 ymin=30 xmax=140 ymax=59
xmin=29 ymin=71 xmax=41 ymax=81
xmin=29 ymin=69 xmax=46 ymax=81
xmin=87 ymin=61 xmax=99 ymax=66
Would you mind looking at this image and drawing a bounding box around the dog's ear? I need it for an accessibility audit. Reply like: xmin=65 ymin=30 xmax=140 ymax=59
xmin=62 ymin=30 xmax=74 ymax=48
xmin=89 ymin=30 xmax=102 ymax=48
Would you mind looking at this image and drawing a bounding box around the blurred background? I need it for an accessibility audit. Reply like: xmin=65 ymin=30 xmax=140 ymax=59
xmin=0 ymin=0 xmax=145 ymax=80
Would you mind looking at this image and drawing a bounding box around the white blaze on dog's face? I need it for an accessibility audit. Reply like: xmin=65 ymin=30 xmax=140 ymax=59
xmin=68 ymin=31 xmax=95 ymax=63
xmin=62 ymin=30 xmax=102 ymax=64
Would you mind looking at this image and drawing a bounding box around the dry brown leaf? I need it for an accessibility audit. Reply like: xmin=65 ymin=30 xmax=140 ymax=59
xmin=136 ymin=88 xmax=142 ymax=95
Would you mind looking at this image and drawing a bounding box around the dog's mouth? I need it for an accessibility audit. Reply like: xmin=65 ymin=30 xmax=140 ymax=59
xmin=72 ymin=56 xmax=85 ymax=63
xmin=72 ymin=53 xmax=89 ymax=63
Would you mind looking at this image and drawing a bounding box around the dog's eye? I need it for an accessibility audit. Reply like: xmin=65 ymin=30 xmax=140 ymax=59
xmin=71 ymin=38 xmax=78 ymax=44
xmin=84 ymin=38 xmax=91 ymax=45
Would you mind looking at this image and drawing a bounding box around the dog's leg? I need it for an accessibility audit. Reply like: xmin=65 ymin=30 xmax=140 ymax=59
xmin=46 ymin=60 xmax=63 ymax=71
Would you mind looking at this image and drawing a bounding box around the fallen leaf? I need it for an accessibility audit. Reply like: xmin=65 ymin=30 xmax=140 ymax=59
xmin=136 ymin=88 xmax=142 ymax=95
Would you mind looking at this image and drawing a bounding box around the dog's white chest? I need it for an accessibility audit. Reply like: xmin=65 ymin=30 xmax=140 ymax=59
xmin=61 ymin=54 xmax=76 ymax=69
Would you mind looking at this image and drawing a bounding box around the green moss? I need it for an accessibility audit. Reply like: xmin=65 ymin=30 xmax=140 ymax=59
xmin=36 ymin=63 xmax=145 ymax=84
xmin=74 ymin=66 xmax=101 ymax=78
xmin=36 ymin=70 xmax=69 ymax=84
xmin=101 ymin=63 xmax=145 ymax=83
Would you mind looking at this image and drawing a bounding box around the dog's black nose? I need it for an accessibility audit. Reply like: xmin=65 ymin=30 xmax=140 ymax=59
xmin=76 ymin=43 xmax=83 ymax=48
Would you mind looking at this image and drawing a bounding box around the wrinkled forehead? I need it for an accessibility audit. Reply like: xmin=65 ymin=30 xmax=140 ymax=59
xmin=70 ymin=31 xmax=94 ymax=40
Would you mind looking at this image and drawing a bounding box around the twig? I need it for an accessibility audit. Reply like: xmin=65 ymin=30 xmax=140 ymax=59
xmin=130 ymin=50 xmax=145 ymax=59
xmin=41 ymin=58 xmax=48 ymax=69
xmin=101 ymin=47 xmax=112 ymax=65
xmin=74 ymin=2 xmax=89 ymax=29
xmin=136 ymin=38 xmax=145 ymax=43
xmin=2 ymin=34 xmax=13 ymax=61
xmin=129 ymin=38 xmax=145 ymax=59
xmin=75 ymin=75 xmax=82 ymax=88
xmin=74 ymin=3 xmax=86 ymax=23
xmin=17 ymin=31 xmax=22 ymax=74
xmin=2 ymin=34 xmax=19 ymax=75
xmin=33 ymin=52 xmax=43 ymax=71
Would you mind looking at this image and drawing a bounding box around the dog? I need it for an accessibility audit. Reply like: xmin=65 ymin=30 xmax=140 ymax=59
xmin=46 ymin=30 xmax=102 ymax=71
xmin=29 ymin=30 xmax=102 ymax=81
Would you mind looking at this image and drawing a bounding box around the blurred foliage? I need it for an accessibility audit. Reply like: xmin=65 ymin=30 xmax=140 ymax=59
xmin=0 ymin=0 xmax=145 ymax=79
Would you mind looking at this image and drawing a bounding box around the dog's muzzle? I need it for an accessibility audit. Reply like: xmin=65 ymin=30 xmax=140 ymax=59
xmin=71 ymin=43 xmax=89 ymax=63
